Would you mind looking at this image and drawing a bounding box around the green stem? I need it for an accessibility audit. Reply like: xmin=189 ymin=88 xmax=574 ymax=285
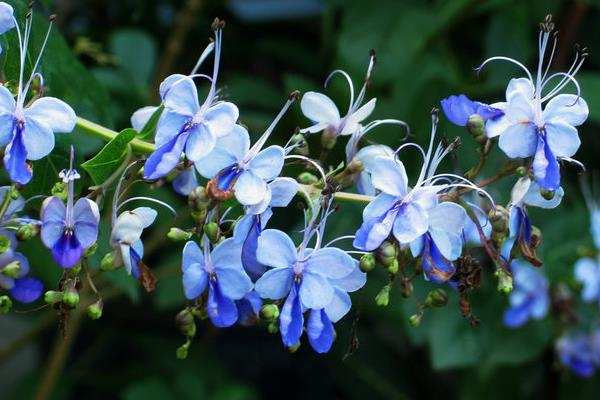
xmin=75 ymin=117 xmax=155 ymax=154
xmin=0 ymin=184 xmax=15 ymax=221
xmin=333 ymin=191 xmax=373 ymax=204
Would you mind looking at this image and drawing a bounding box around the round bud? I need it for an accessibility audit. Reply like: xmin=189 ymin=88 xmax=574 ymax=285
xmin=540 ymin=189 xmax=555 ymax=201
xmin=44 ymin=290 xmax=64 ymax=304
xmin=267 ymin=320 xmax=279 ymax=334
xmin=203 ymin=222 xmax=220 ymax=243
xmin=100 ymin=252 xmax=116 ymax=271
xmin=260 ymin=304 xmax=280 ymax=320
xmin=0 ymin=295 xmax=12 ymax=314
xmin=167 ymin=228 xmax=193 ymax=242
xmin=494 ymin=268 xmax=513 ymax=294
xmin=87 ymin=299 xmax=103 ymax=320
xmin=188 ymin=186 xmax=210 ymax=211
xmin=175 ymin=309 xmax=197 ymax=338
xmin=297 ymin=172 xmax=319 ymax=185
xmin=85 ymin=243 xmax=98 ymax=257
xmin=466 ymin=114 xmax=486 ymax=143
xmin=359 ymin=253 xmax=376 ymax=272
xmin=408 ymin=313 xmax=422 ymax=327
xmin=387 ymin=259 xmax=399 ymax=274
xmin=321 ymin=128 xmax=338 ymax=150
xmin=176 ymin=341 xmax=190 ymax=360
xmin=377 ymin=241 xmax=397 ymax=267
xmin=51 ymin=182 xmax=68 ymax=201
xmin=1 ymin=260 xmax=21 ymax=278
xmin=16 ymin=224 xmax=39 ymax=241
xmin=62 ymin=288 xmax=80 ymax=309
xmin=488 ymin=206 xmax=508 ymax=233
xmin=425 ymin=289 xmax=448 ymax=308
xmin=0 ymin=235 xmax=11 ymax=254
xmin=291 ymin=133 xmax=309 ymax=156
xmin=516 ymin=166 xmax=527 ymax=177
xmin=375 ymin=284 xmax=391 ymax=307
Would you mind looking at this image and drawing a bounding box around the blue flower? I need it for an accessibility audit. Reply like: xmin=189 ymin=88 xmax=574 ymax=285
xmin=254 ymin=229 xmax=364 ymax=352
xmin=353 ymin=114 xmax=475 ymax=282
xmin=235 ymin=291 xmax=262 ymax=326
xmin=40 ymin=158 xmax=100 ymax=268
xmin=0 ymin=10 xmax=76 ymax=184
xmin=557 ymin=333 xmax=597 ymax=378
xmin=300 ymin=53 xmax=376 ymax=139
xmin=181 ymin=238 xmax=253 ymax=327
xmin=440 ymin=94 xmax=503 ymax=126
xmin=0 ymin=250 xmax=43 ymax=303
xmin=233 ymin=177 xmax=298 ymax=280
xmin=172 ymin=165 xmax=199 ymax=196
xmin=196 ymin=95 xmax=295 ymax=206
xmin=574 ymin=257 xmax=600 ymax=307
xmin=462 ymin=201 xmax=492 ymax=247
xmin=501 ymin=177 xmax=563 ymax=265
xmin=480 ymin=21 xmax=588 ymax=191
xmin=144 ymin=27 xmax=239 ymax=180
xmin=110 ymin=207 xmax=157 ymax=279
xmin=503 ymin=260 xmax=549 ymax=328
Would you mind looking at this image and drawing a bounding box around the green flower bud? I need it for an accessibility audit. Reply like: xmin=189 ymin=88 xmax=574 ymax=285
xmin=175 ymin=309 xmax=197 ymax=338
xmin=16 ymin=224 xmax=39 ymax=241
xmin=62 ymin=287 xmax=80 ymax=309
xmin=290 ymin=133 xmax=309 ymax=156
xmin=1 ymin=260 xmax=21 ymax=278
xmin=516 ymin=166 xmax=527 ymax=177
xmin=100 ymin=252 xmax=116 ymax=271
xmin=359 ymin=253 xmax=376 ymax=272
xmin=188 ymin=186 xmax=210 ymax=211
xmin=400 ymin=278 xmax=413 ymax=298
xmin=495 ymin=268 xmax=513 ymax=294
xmin=260 ymin=304 xmax=280 ymax=320
xmin=87 ymin=299 xmax=103 ymax=320
xmin=176 ymin=340 xmax=190 ymax=360
xmin=203 ymin=222 xmax=220 ymax=243
xmin=375 ymin=284 xmax=391 ymax=307
xmin=408 ymin=313 xmax=422 ymax=327
xmin=387 ymin=259 xmax=399 ymax=274
xmin=0 ymin=295 xmax=12 ymax=314
xmin=321 ymin=128 xmax=337 ymax=150
xmin=167 ymin=227 xmax=193 ymax=242
xmin=297 ymin=172 xmax=319 ymax=185
xmin=190 ymin=209 xmax=207 ymax=225
xmin=44 ymin=290 xmax=64 ymax=304
xmin=267 ymin=320 xmax=279 ymax=334
xmin=377 ymin=241 xmax=397 ymax=267
xmin=51 ymin=181 xmax=68 ymax=201
xmin=0 ymin=235 xmax=11 ymax=254
xmin=540 ymin=189 xmax=555 ymax=201
xmin=84 ymin=243 xmax=98 ymax=257
xmin=425 ymin=289 xmax=448 ymax=308
xmin=467 ymin=114 xmax=486 ymax=143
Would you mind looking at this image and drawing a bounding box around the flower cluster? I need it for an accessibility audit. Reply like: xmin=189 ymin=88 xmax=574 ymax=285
xmin=0 ymin=5 xmax=596 ymax=365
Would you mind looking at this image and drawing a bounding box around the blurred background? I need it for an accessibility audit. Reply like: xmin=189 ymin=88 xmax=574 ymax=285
xmin=1 ymin=0 xmax=600 ymax=398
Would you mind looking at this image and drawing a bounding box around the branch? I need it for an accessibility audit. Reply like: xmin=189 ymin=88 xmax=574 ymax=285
xmin=75 ymin=117 xmax=155 ymax=154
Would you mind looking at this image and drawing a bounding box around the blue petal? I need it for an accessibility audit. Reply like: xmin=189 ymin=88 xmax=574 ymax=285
xmin=241 ymin=216 xmax=265 ymax=281
xmin=4 ymin=127 xmax=32 ymax=184
xmin=307 ymin=309 xmax=335 ymax=353
xmin=280 ymin=283 xmax=304 ymax=347
xmin=25 ymin=97 xmax=76 ymax=133
xmin=392 ymin=202 xmax=428 ymax=244
xmin=181 ymin=241 xmax=208 ymax=299
xmin=503 ymin=302 xmax=531 ymax=328
xmin=440 ymin=94 xmax=477 ymax=126
xmin=22 ymin=116 xmax=55 ymax=160
xmin=143 ymin=131 xmax=189 ymax=180
xmin=162 ymin=76 xmax=199 ymax=116
xmin=9 ymin=277 xmax=43 ymax=303
xmin=256 ymin=229 xmax=297 ymax=269
xmin=0 ymin=112 xmax=14 ymax=147
xmin=129 ymin=245 xmax=143 ymax=278
xmin=421 ymin=234 xmax=456 ymax=283
xmin=254 ymin=266 xmax=293 ymax=300
xmin=353 ymin=207 xmax=398 ymax=251
xmin=185 ymin=124 xmax=216 ymax=162
xmin=155 ymin=109 xmax=190 ymax=147
xmin=324 ymin=287 xmax=351 ymax=323
xmin=52 ymin=233 xmax=83 ymax=268
xmin=236 ymin=291 xmax=262 ymax=326
xmin=215 ymin=265 xmax=253 ymax=300
xmin=475 ymin=102 xmax=504 ymax=121
xmin=40 ymin=196 xmax=66 ymax=248
xmin=73 ymin=198 xmax=100 ymax=249
xmin=0 ymin=3 xmax=15 ymax=35
xmin=305 ymin=247 xmax=355 ymax=279
xmin=172 ymin=166 xmax=198 ymax=196
xmin=248 ymin=145 xmax=285 ymax=180
xmin=268 ymin=177 xmax=298 ymax=208
xmin=532 ymin=136 xmax=560 ymax=191
xmin=203 ymin=102 xmax=239 ymax=137
xmin=207 ymin=280 xmax=238 ymax=327
xmin=299 ymin=271 xmax=334 ymax=309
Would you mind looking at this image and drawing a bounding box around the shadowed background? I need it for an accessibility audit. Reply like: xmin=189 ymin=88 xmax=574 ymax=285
xmin=1 ymin=0 xmax=600 ymax=399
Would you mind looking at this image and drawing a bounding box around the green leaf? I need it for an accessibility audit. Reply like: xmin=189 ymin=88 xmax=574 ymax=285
xmin=81 ymin=128 xmax=136 ymax=185
xmin=110 ymin=29 xmax=157 ymax=86
xmin=577 ymin=73 xmax=600 ymax=124
xmin=137 ymin=105 xmax=164 ymax=140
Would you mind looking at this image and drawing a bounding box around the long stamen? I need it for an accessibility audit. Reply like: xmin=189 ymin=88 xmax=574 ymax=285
xmin=347 ymin=118 xmax=409 ymax=162
xmin=117 ymin=196 xmax=177 ymax=216
xmin=22 ymin=16 xmax=55 ymax=105
xmin=475 ymin=56 xmax=534 ymax=83
xmin=541 ymin=72 xmax=582 ymax=103
xmin=246 ymin=92 xmax=298 ymax=158
xmin=111 ymin=160 xmax=143 ymax=226
xmin=285 ymin=154 xmax=327 ymax=183
xmin=190 ymin=41 xmax=216 ymax=75
xmin=324 ymin=235 xmax=355 ymax=248
xmin=11 ymin=15 xmax=25 ymax=107
xmin=324 ymin=69 xmax=355 ymax=114
xmin=351 ymin=50 xmax=376 ymax=113
xmin=395 ymin=142 xmax=426 ymax=163
xmin=207 ymin=19 xmax=224 ymax=101
xmin=416 ymin=109 xmax=439 ymax=186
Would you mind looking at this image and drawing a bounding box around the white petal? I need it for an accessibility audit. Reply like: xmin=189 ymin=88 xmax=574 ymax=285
xmin=368 ymin=156 xmax=408 ymax=197
xmin=234 ymin=170 xmax=267 ymax=205
xmin=300 ymin=91 xmax=340 ymax=125
xmin=25 ymin=97 xmax=76 ymax=133
xmin=498 ymin=123 xmax=537 ymax=158
xmin=543 ymin=94 xmax=588 ymax=126
xmin=545 ymin=120 xmax=580 ymax=158
xmin=506 ymin=77 xmax=534 ymax=101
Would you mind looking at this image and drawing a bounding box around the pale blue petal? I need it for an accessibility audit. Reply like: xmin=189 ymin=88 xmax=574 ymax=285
xmin=172 ymin=166 xmax=198 ymax=195
xmin=267 ymin=177 xmax=298 ymax=208
xmin=0 ymin=85 xmax=14 ymax=114
xmin=429 ymin=228 xmax=463 ymax=261
xmin=216 ymin=266 xmax=253 ymax=300
xmin=324 ymin=288 xmax=351 ymax=323
xmin=185 ymin=124 xmax=216 ymax=162
xmin=498 ymin=122 xmax=537 ymax=158
xmin=353 ymin=207 xmax=397 ymax=251
xmin=307 ymin=309 xmax=335 ymax=353
xmin=22 ymin=116 xmax=54 ymax=160
xmin=392 ymin=202 xmax=428 ymax=244
xmin=182 ymin=262 xmax=208 ymax=300
xmin=73 ymin=198 xmax=100 ymax=249
xmin=203 ymin=102 xmax=239 ymax=137
xmin=299 ymin=271 xmax=333 ymax=309
xmin=256 ymin=229 xmax=297 ymax=268
xmin=163 ymin=76 xmax=199 ymax=116
xmin=25 ymin=97 xmax=76 ymax=133
xmin=522 ymin=181 xmax=564 ymax=209
xmin=410 ymin=236 xmax=424 ymax=257
xmin=306 ymin=247 xmax=355 ymax=279
xmin=280 ymin=284 xmax=303 ymax=347
xmin=40 ymin=197 xmax=66 ymax=248
xmin=0 ymin=3 xmax=14 ymax=35
xmin=234 ymin=170 xmax=268 ymax=205
xmin=428 ymin=202 xmax=467 ymax=234
xmin=211 ymin=237 xmax=243 ymax=270
xmin=329 ymin=264 xmax=366 ymax=292
xmin=543 ymin=94 xmax=588 ymax=126
xmin=143 ymin=131 xmax=188 ymax=180
xmin=159 ymin=74 xmax=187 ymax=98
xmin=207 ymin=280 xmax=238 ymax=327
xmin=301 ymin=91 xmax=340 ymax=125
xmin=363 ymin=193 xmax=397 ymax=221
xmin=0 ymin=113 xmax=14 ymax=147
xmin=545 ymin=120 xmax=580 ymax=158
xmin=131 ymin=207 xmax=157 ymax=228
xmin=155 ymin=109 xmax=189 ymax=147
xmin=131 ymin=106 xmax=159 ymax=131
xmin=574 ymin=258 xmax=600 ymax=303
xmin=369 ymin=156 xmax=408 ymax=197
xmin=248 ymin=145 xmax=285 ymax=180
xmin=254 ymin=266 xmax=293 ymax=299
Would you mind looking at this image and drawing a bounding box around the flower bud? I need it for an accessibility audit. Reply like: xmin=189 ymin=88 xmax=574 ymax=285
xmin=51 ymin=181 xmax=68 ymax=201
xmin=44 ymin=290 xmax=63 ymax=304
xmin=288 ymin=342 xmax=301 ymax=353
xmin=540 ymin=189 xmax=555 ymax=201
xmin=359 ymin=253 xmax=376 ymax=272
xmin=267 ymin=320 xmax=279 ymax=334
xmin=62 ymin=287 xmax=80 ymax=309
xmin=1 ymin=260 xmax=21 ymax=278
xmin=375 ymin=284 xmax=391 ymax=307
xmin=100 ymin=252 xmax=116 ymax=271
xmin=516 ymin=166 xmax=527 ymax=177
xmin=0 ymin=295 xmax=12 ymax=314
xmin=297 ymin=172 xmax=319 ymax=185
xmin=425 ymin=289 xmax=448 ymax=307
xmin=167 ymin=227 xmax=193 ymax=242
xmin=175 ymin=309 xmax=197 ymax=337
xmin=0 ymin=235 xmax=11 ymax=254
xmin=190 ymin=209 xmax=207 ymax=225
xmin=188 ymin=186 xmax=210 ymax=211
xmin=291 ymin=133 xmax=309 ymax=156
xmin=260 ymin=304 xmax=280 ymax=320
xmin=8 ymin=187 xmax=20 ymax=200
xmin=387 ymin=259 xmax=399 ymax=274
xmin=495 ymin=268 xmax=513 ymax=294
xmin=408 ymin=313 xmax=422 ymax=327
xmin=203 ymin=222 xmax=220 ymax=243
xmin=84 ymin=243 xmax=98 ymax=257
xmin=346 ymin=158 xmax=364 ymax=174
xmin=376 ymin=241 xmax=397 ymax=267
xmin=176 ymin=340 xmax=190 ymax=360
xmin=488 ymin=206 xmax=508 ymax=233
xmin=467 ymin=114 xmax=486 ymax=144
xmin=321 ymin=128 xmax=337 ymax=150
xmin=87 ymin=299 xmax=103 ymax=320
xmin=16 ymin=223 xmax=39 ymax=241
xmin=400 ymin=278 xmax=413 ymax=298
